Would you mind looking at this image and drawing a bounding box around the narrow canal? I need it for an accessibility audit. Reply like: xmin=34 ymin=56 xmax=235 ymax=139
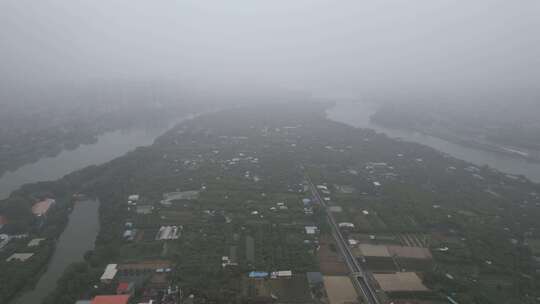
xmin=2 ymin=115 xmax=196 ymax=303
xmin=13 ymin=199 xmax=100 ymax=304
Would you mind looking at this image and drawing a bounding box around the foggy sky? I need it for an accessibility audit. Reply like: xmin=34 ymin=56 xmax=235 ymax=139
xmin=1 ymin=0 xmax=539 ymax=105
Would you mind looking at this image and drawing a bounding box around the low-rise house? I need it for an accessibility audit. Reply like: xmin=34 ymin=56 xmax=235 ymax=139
xmin=31 ymin=198 xmax=55 ymax=216
xmin=271 ymin=270 xmax=292 ymax=279
xmin=100 ymin=264 xmax=118 ymax=284
xmin=305 ymin=226 xmax=318 ymax=235
xmin=222 ymin=256 xmax=238 ymax=268
xmin=91 ymin=295 xmax=130 ymax=304
xmin=27 ymin=238 xmax=45 ymax=247
xmin=155 ymin=226 xmax=180 ymax=240
xmin=6 ymin=253 xmax=34 ymax=262
xmin=128 ymin=194 xmax=140 ymax=202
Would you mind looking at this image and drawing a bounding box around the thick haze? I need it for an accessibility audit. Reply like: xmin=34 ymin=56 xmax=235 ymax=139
xmin=1 ymin=0 xmax=539 ymax=106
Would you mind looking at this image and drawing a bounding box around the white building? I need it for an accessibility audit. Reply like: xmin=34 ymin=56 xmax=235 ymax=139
xmin=338 ymin=222 xmax=355 ymax=229
xmin=100 ymin=264 xmax=118 ymax=283
xmin=128 ymin=194 xmax=140 ymax=202
xmin=27 ymin=238 xmax=45 ymax=247
xmin=305 ymin=226 xmax=318 ymax=235
xmin=6 ymin=253 xmax=34 ymax=262
xmin=155 ymin=226 xmax=181 ymax=240
xmin=271 ymin=270 xmax=292 ymax=278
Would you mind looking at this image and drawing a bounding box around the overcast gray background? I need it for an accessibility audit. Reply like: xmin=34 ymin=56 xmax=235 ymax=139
xmin=1 ymin=0 xmax=539 ymax=105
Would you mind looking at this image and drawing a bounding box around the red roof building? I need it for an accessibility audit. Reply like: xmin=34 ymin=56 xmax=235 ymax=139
xmin=91 ymin=295 xmax=130 ymax=304
xmin=31 ymin=199 xmax=55 ymax=216
xmin=116 ymin=282 xmax=134 ymax=294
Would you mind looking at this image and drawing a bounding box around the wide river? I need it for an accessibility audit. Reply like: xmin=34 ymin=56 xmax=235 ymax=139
xmin=3 ymin=117 xmax=190 ymax=304
xmin=0 ymin=120 xmax=186 ymax=200
xmin=327 ymin=101 xmax=540 ymax=183
xmin=3 ymin=105 xmax=539 ymax=302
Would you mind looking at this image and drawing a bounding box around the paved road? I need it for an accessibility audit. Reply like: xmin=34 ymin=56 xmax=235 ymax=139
xmin=307 ymin=177 xmax=380 ymax=304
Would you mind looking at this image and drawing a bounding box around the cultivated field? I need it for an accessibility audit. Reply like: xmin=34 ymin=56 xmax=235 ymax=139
xmin=318 ymin=235 xmax=349 ymax=275
xmin=373 ymin=272 xmax=429 ymax=292
xmin=323 ymin=275 xmax=359 ymax=304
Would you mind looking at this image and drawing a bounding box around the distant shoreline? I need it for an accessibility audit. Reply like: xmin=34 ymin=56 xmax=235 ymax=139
xmin=371 ymin=120 xmax=540 ymax=163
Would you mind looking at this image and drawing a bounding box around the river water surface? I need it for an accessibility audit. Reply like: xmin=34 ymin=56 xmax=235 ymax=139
xmin=13 ymin=199 xmax=100 ymax=304
xmin=5 ymin=105 xmax=540 ymax=302
xmin=2 ymin=118 xmax=191 ymax=304
xmin=327 ymin=101 xmax=540 ymax=183
xmin=0 ymin=120 xmax=187 ymax=200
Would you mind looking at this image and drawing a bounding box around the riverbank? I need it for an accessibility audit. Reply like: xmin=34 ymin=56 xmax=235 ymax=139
xmin=326 ymin=100 xmax=540 ymax=183
xmin=30 ymin=103 xmax=540 ymax=303
xmin=0 ymin=116 xmax=193 ymax=200
xmin=12 ymin=199 xmax=100 ymax=304
xmin=0 ymin=114 xmax=196 ymax=303
xmin=371 ymin=116 xmax=540 ymax=163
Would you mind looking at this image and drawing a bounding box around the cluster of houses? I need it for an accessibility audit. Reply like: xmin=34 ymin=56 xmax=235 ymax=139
xmin=155 ymin=226 xmax=181 ymax=241
xmin=79 ymin=193 xmax=189 ymax=303
xmin=75 ymin=260 xmax=179 ymax=304
xmin=248 ymin=270 xmax=293 ymax=279
xmin=1 ymin=198 xmax=57 ymax=263
xmin=123 ymin=191 xmax=199 ymax=241
xmin=160 ymin=191 xmax=199 ymax=207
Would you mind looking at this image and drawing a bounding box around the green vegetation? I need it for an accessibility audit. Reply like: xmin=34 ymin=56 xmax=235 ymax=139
xmin=1 ymin=103 xmax=540 ymax=303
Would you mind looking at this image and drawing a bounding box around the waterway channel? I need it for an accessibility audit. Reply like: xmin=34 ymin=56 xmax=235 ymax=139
xmin=2 ymin=116 xmax=192 ymax=303
xmin=327 ymin=100 xmax=540 ymax=183
xmin=13 ymin=199 xmax=100 ymax=304
xmin=0 ymin=118 xmax=191 ymax=200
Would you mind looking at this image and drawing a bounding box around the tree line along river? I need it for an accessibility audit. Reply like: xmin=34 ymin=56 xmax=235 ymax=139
xmin=3 ymin=105 xmax=540 ymax=303
xmin=327 ymin=101 xmax=540 ymax=183
xmin=2 ymin=120 xmax=183 ymax=304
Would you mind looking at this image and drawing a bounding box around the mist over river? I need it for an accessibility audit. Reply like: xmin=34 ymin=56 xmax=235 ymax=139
xmin=327 ymin=101 xmax=540 ymax=183
xmin=0 ymin=118 xmax=193 ymax=200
